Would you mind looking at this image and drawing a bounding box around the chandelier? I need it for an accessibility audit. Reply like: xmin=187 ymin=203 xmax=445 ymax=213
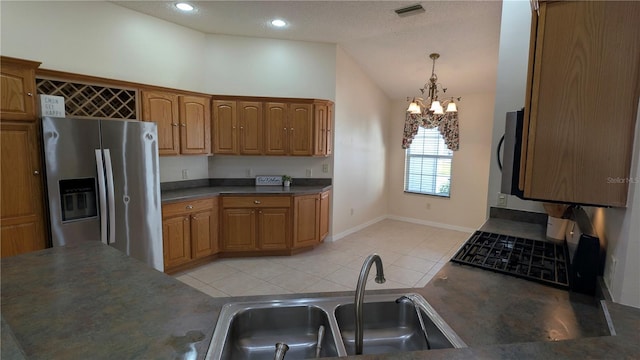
xmin=406 ymin=53 xmax=460 ymax=115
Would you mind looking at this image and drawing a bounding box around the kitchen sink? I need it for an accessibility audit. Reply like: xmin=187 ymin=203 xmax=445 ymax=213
xmin=206 ymin=293 xmax=466 ymax=359
xmin=335 ymin=299 xmax=459 ymax=355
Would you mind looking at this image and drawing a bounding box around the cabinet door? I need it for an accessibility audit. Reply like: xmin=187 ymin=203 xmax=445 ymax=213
xmin=289 ymin=103 xmax=313 ymax=156
xmin=258 ymin=208 xmax=289 ymax=250
xmin=238 ymin=101 xmax=263 ymax=155
xmin=319 ymin=190 xmax=330 ymax=241
xmin=191 ymin=206 xmax=218 ymax=259
xmin=179 ymin=95 xmax=211 ymax=155
xmin=141 ymin=91 xmax=180 ymax=156
xmin=522 ymin=1 xmax=640 ymax=206
xmin=0 ymin=122 xmax=47 ymax=257
xmin=326 ymin=104 xmax=333 ymax=156
xmin=0 ymin=59 xmax=38 ymax=121
xmin=212 ymin=100 xmax=238 ymax=154
xmin=313 ymin=103 xmax=328 ymax=156
xmin=293 ymin=194 xmax=319 ymax=248
xmin=162 ymin=215 xmax=191 ymax=269
xmin=264 ymin=102 xmax=288 ymax=155
xmin=221 ymin=208 xmax=256 ymax=251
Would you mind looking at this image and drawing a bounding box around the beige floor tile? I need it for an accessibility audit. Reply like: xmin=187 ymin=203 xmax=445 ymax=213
xmin=174 ymin=219 xmax=456 ymax=298
xmin=392 ymin=255 xmax=437 ymax=274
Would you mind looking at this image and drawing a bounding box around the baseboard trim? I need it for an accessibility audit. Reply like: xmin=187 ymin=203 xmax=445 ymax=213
xmin=331 ymin=215 xmax=475 ymax=242
xmin=386 ymin=215 xmax=476 ymax=233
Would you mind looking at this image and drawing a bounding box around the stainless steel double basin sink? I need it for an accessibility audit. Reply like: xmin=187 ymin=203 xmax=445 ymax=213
xmin=205 ymin=293 xmax=466 ymax=359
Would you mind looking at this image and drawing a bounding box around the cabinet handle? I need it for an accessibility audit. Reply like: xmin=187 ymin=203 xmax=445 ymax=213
xmin=290 ymin=128 xmax=294 ymax=131
xmin=192 ymin=216 xmax=198 ymax=220
xmin=181 ymin=123 xmax=186 ymax=127
xmin=254 ymin=200 xmax=261 ymax=204
xmin=259 ymin=210 xmax=263 ymax=214
xmin=172 ymin=123 xmax=178 ymax=127
xmin=184 ymin=217 xmax=189 ymax=222
xmin=33 ymin=170 xmax=39 ymax=175
xmin=27 ymin=92 xmax=33 ymax=97
xmin=186 ymin=205 xmax=193 ymax=210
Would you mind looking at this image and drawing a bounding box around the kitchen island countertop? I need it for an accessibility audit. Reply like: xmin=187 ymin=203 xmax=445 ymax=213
xmin=2 ymin=235 xmax=638 ymax=359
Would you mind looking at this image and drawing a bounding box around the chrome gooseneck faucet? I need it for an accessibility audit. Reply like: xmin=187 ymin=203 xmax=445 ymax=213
xmin=355 ymin=254 xmax=385 ymax=355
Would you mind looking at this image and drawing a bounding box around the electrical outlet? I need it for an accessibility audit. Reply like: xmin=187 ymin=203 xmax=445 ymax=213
xmin=306 ymin=168 xmax=312 ymax=177
xmin=181 ymin=169 xmax=189 ymax=180
xmin=322 ymin=163 xmax=329 ymax=173
xmin=497 ymin=193 xmax=507 ymax=207
xmin=246 ymin=169 xmax=253 ymax=177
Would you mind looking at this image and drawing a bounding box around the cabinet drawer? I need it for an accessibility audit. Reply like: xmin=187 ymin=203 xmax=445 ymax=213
xmin=222 ymin=196 xmax=291 ymax=208
xmin=163 ymin=198 xmax=216 ymax=217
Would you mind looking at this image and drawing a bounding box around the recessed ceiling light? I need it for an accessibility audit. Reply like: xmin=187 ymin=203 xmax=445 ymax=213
xmin=271 ymin=19 xmax=287 ymax=28
xmin=175 ymin=3 xmax=194 ymax=12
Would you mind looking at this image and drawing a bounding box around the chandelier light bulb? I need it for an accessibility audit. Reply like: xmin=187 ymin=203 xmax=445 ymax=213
xmin=446 ymin=101 xmax=458 ymax=113
xmin=430 ymin=100 xmax=443 ymax=114
xmin=407 ymin=101 xmax=421 ymax=114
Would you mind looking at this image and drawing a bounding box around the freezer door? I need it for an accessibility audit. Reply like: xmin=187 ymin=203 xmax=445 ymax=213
xmin=100 ymin=119 xmax=164 ymax=271
xmin=42 ymin=117 xmax=103 ymax=246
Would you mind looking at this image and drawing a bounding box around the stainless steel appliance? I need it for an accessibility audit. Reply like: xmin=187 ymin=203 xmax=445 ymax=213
xmin=500 ymin=109 xmax=525 ymax=198
xmin=42 ymin=117 xmax=163 ymax=271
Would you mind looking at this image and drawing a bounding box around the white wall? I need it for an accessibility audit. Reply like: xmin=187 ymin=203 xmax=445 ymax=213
xmin=203 ymin=34 xmax=336 ymax=100
xmin=208 ymin=156 xmax=331 ymax=179
xmin=600 ymin=106 xmax=640 ymax=307
xmin=332 ymin=46 xmax=390 ymax=238
xmin=485 ymin=0 xmax=544 ymax=214
xmin=159 ymin=156 xmax=209 ymax=183
xmin=0 ymin=1 xmax=206 ymax=92
xmin=387 ymin=92 xmax=496 ymax=232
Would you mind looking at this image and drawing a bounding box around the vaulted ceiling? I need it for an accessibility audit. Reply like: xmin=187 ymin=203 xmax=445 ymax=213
xmin=113 ymin=1 xmax=503 ymax=100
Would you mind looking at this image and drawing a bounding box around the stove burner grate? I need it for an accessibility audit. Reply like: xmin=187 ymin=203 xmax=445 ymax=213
xmin=451 ymin=231 xmax=570 ymax=289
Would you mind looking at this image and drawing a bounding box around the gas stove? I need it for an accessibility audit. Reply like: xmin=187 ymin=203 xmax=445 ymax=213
xmin=451 ymin=231 xmax=570 ymax=289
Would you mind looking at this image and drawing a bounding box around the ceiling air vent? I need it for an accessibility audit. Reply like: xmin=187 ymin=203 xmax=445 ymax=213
xmin=394 ymin=4 xmax=425 ymax=17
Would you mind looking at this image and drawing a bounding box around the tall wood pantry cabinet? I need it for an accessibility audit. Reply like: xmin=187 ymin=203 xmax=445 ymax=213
xmin=0 ymin=56 xmax=48 ymax=257
xmin=520 ymin=0 xmax=640 ymax=207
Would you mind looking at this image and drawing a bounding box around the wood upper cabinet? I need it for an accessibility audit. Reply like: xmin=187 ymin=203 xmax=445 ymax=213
xmin=0 ymin=122 xmax=48 ymax=258
xmin=264 ymin=102 xmax=288 ymax=155
xmin=212 ymin=100 xmax=238 ymax=154
xmin=220 ymin=196 xmax=291 ymax=252
xmin=141 ymin=91 xmax=180 ymax=155
xmin=142 ymin=91 xmax=211 ymax=156
xmin=238 ymin=101 xmax=263 ymax=155
xmin=319 ymin=190 xmax=331 ymax=242
xmin=0 ymin=57 xmax=39 ymax=121
xmin=313 ymin=101 xmax=334 ymax=156
xmin=162 ymin=197 xmax=218 ymax=272
xmin=179 ymin=95 xmax=211 ymax=155
xmin=520 ymin=1 xmax=640 ymax=206
xmin=212 ymin=100 xmax=263 ymax=155
xmin=289 ymin=103 xmax=313 ymax=156
xmin=293 ymin=194 xmax=320 ymax=248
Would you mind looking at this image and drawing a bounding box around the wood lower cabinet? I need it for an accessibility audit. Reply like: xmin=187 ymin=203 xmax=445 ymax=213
xmin=161 ymin=197 xmax=218 ymax=273
xmin=142 ymin=91 xmax=211 ymax=156
xmin=0 ymin=57 xmax=39 ymax=121
xmin=0 ymin=122 xmax=48 ymax=257
xmin=293 ymin=194 xmax=320 ymax=248
xmin=319 ymin=190 xmax=331 ymax=241
xmin=220 ymin=196 xmax=291 ymax=252
xmin=520 ymin=1 xmax=640 ymax=206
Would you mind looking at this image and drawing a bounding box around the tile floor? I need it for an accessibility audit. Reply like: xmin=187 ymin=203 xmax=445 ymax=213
xmin=174 ymin=219 xmax=471 ymax=298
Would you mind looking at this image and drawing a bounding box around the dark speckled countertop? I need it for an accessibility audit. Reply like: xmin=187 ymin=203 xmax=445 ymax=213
xmin=161 ymin=185 xmax=332 ymax=203
xmin=2 ymin=212 xmax=639 ymax=359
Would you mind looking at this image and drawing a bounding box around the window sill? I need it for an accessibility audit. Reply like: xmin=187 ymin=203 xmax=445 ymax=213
xmin=403 ymin=191 xmax=450 ymax=198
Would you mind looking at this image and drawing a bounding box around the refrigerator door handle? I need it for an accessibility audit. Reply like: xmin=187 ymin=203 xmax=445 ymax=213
xmin=95 ymin=149 xmax=108 ymax=245
xmin=104 ymin=149 xmax=116 ymax=245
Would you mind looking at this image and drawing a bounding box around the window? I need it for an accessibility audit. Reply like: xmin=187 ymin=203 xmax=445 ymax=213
xmin=404 ymin=127 xmax=453 ymax=197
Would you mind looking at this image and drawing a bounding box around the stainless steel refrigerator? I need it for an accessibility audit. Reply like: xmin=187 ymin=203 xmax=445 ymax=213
xmin=42 ymin=117 xmax=164 ymax=271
